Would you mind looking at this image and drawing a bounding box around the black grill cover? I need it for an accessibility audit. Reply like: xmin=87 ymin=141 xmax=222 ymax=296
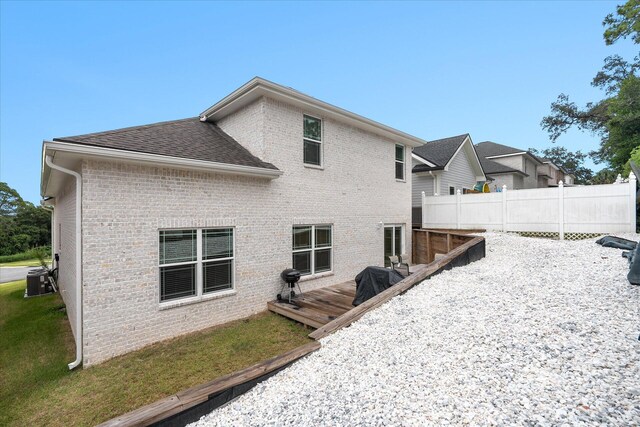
xmin=352 ymin=266 xmax=404 ymax=306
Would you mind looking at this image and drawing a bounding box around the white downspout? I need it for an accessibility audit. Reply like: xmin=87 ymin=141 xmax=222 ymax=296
xmin=45 ymin=155 xmax=83 ymax=370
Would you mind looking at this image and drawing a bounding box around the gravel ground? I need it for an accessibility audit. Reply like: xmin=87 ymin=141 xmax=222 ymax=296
xmin=192 ymin=233 xmax=640 ymax=426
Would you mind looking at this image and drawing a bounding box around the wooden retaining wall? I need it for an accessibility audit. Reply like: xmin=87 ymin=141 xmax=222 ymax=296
xmin=97 ymin=342 xmax=320 ymax=427
xmin=412 ymin=229 xmax=483 ymax=264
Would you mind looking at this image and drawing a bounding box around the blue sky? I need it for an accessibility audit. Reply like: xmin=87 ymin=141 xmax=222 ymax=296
xmin=1 ymin=1 xmax=637 ymax=203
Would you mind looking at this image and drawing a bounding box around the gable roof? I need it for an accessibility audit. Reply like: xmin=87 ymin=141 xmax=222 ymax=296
xmin=52 ymin=118 xmax=278 ymax=171
xmin=412 ymin=134 xmax=468 ymax=172
xmin=200 ymin=77 xmax=428 ymax=148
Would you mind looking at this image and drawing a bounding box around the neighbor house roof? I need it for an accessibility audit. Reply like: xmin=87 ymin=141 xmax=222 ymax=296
xmin=478 ymin=157 xmax=528 ymax=176
xmin=476 ymin=141 xmax=543 ymax=165
xmin=52 ymin=118 xmax=278 ymax=171
xmin=412 ymin=134 xmax=469 ymax=172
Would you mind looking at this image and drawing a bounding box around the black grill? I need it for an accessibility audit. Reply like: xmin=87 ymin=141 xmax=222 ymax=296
xmin=281 ymin=268 xmax=301 ymax=284
xmin=278 ymin=269 xmax=302 ymax=303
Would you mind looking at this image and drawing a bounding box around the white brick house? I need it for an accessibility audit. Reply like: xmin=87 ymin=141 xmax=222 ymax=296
xmin=40 ymin=78 xmax=426 ymax=367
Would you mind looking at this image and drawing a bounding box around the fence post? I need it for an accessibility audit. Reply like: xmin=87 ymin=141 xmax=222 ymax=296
xmin=502 ymin=185 xmax=507 ymax=232
xmin=558 ymin=180 xmax=564 ymax=240
xmin=630 ymin=172 xmax=637 ymax=233
xmin=421 ymin=191 xmax=426 ymax=228
xmin=456 ymin=189 xmax=461 ymax=229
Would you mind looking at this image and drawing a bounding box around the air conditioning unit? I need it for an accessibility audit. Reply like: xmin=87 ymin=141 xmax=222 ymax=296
xmin=26 ymin=269 xmax=52 ymax=297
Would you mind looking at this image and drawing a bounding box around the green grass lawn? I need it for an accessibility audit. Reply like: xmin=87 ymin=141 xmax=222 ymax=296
xmin=0 ymin=280 xmax=312 ymax=426
xmin=0 ymin=258 xmax=46 ymax=267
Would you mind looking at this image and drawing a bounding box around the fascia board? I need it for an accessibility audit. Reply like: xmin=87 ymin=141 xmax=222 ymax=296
xmin=411 ymin=152 xmax=437 ymax=167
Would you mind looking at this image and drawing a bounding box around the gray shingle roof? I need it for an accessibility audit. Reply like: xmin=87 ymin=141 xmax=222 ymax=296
xmin=476 ymin=141 xmax=543 ymax=165
xmin=475 ymin=141 xmax=526 ymax=158
xmin=53 ymin=118 xmax=278 ymax=171
xmin=412 ymin=134 xmax=468 ymax=172
xmin=479 ymin=157 xmax=527 ymax=176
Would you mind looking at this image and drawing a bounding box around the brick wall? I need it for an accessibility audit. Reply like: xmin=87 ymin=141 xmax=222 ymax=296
xmin=80 ymin=96 xmax=412 ymax=365
xmin=53 ymin=177 xmax=79 ymax=339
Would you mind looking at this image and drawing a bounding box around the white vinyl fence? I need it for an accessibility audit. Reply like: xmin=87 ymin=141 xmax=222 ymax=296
xmin=422 ymin=173 xmax=637 ymax=239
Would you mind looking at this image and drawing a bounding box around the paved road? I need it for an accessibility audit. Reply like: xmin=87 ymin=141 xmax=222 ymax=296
xmin=0 ymin=266 xmax=37 ymax=283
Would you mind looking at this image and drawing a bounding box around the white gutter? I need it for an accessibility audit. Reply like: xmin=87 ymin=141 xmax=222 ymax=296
xmin=44 ymin=140 xmax=283 ymax=179
xmin=45 ymin=155 xmax=83 ymax=370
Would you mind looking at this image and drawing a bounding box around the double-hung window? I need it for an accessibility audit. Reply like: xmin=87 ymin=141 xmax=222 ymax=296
xmin=395 ymin=144 xmax=405 ymax=180
xmin=292 ymin=225 xmax=332 ymax=276
xmin=303 ymin=115 xmax=322 ymax=166
xmin=159 ymin=228 xmax=234 ymax=303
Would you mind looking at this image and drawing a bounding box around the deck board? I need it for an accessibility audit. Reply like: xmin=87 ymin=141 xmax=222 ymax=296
xmin=267 ymin=280 xmax=356 ymax=329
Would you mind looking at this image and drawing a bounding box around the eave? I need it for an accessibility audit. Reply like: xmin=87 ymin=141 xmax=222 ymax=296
xmin=41 ymin=140 xmax=283 ymax=197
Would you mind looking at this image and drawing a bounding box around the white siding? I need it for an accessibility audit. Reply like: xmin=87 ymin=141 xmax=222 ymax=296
xmin=522 ymin=157 xmax=539 ymax=189
xmin=491 ymin=155 xmax=523 ymax=171
xmin=411 ymin=159 xmax=435 ymax=206
xmin=489 ymin=174 xmax=514 ymax=191
xmin=439 ymin=147 xmax=479 ymax=195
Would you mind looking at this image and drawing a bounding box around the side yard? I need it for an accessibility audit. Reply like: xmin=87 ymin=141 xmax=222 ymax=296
xmin=192 ymin=232 xmax=640 ymax=426
xmin=0 ymin=280 xmax=311 ymax=426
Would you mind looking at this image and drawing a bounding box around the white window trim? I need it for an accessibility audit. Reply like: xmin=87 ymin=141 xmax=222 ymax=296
xmin=292 ymin=224 xmax=333 ymax=277
xmin=449 ymin=186 xmax=456 ymax=195
xmin=158 ymin=227 xmax=235 ymax=308
xmin=395 ymin=144 xmax=405 ymax=181
xmin=303 ymin=114 xmax=323 ymax=168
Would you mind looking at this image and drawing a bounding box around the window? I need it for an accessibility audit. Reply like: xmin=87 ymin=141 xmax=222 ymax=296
xmin=395 ymin=144 xmax=405 ymax=180
xmin=303 ymin=115 xmax=322 ymax=166
xmin=159 ymin=228 xmax=234 ymax=303
xmin=449 ymin=186 xmax=455 ymax=195
xmin=292 ymin=225 xmax=332 ymax=276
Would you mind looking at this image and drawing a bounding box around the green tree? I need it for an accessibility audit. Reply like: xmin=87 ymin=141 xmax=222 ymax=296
xmin=541 ymin=0 xmax=640 ymax=175
xmin=0 ymin=182 xmax=50 ymax=255
xmin=529 ymin=146 xmax=594 ymax=184
xmin=592 ymin=168 xmax=620 ymax=184
xmin=0 ymin=182 xmax=24 ymax=217
xmin=603 ymin=0 xmax=640 ymax=45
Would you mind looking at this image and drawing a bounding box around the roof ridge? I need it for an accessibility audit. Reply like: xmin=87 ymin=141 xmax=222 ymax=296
xmin=428 ymin=133 xmax=469 ymax=143
xmin=53 ymin=117 xmax=197 ymax=142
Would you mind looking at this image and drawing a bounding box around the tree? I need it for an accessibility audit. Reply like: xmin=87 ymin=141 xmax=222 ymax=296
xmin=541 ymin=0 xmax=640 ymax=175
xmin=592 ymin=168 xmax=619 ymax=184
xmin=603 ymin=0 xmax=640 ymax=45
xmin=0 ymin=182 xmax=50 ymax=256
xmin=529 ymin=146 xmax=594 ymax=184
xmin=0 ymin=182 xmax=24 ymax=217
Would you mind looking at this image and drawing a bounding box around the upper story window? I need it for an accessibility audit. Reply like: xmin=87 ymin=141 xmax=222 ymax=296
xmin=395 ymin=144 xmax=405 ymax=180
xmin=303 ymin=115 xmax=322 ymax=166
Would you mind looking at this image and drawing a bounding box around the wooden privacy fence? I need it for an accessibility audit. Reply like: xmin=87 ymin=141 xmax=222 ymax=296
xmin=422 ymin=173 xmax=637 ymax=239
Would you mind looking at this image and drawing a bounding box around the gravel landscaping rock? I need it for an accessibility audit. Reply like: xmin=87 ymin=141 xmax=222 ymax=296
xmin=191 ymin=232 xmax=640 ymax=426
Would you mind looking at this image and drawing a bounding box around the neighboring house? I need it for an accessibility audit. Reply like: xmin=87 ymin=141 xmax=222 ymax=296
xmin=475 ymin=141 xmax=543 ymax=190
xmin=538 ymin=159 xmax=576 ymax=187
xmin=411 ymin=134 xmax=486 ymax=226
xmin=40 ymin=77 xmax=426 ymax=367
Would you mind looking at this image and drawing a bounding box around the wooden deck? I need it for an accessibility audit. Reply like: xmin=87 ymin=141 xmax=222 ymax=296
xmin=267 ymin=280 xmax=356 ymax=329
